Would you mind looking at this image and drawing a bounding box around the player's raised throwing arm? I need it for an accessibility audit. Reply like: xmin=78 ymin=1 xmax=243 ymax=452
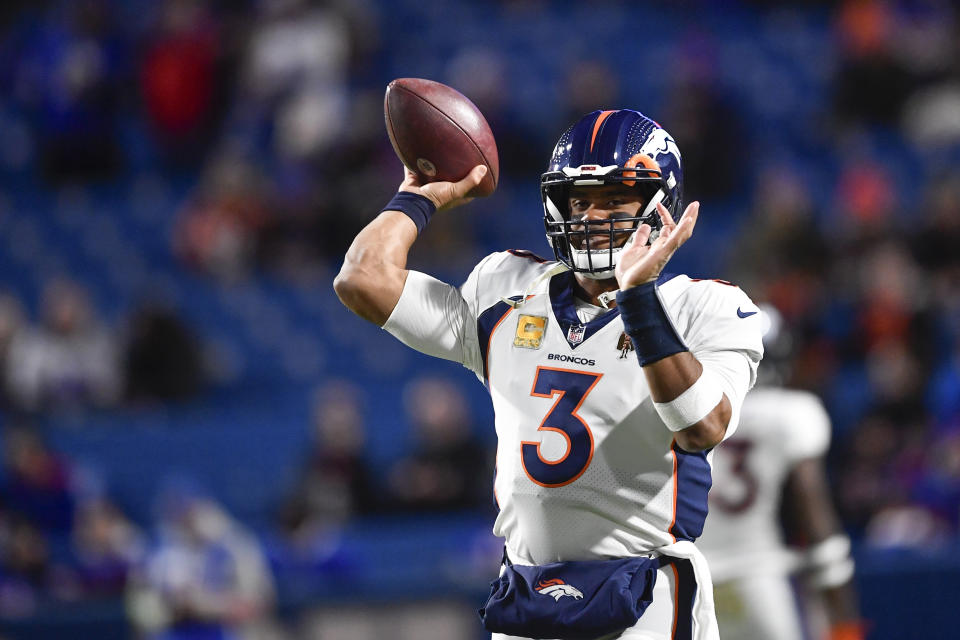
xmin=333 ymin=165 xmax=487 ymax=326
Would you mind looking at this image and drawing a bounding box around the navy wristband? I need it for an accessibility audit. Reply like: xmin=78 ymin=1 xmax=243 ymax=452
xmin=616 ymin=282 xmax=688 ymax=366
xmin=382 ymin=191 xmax=437 ymax=234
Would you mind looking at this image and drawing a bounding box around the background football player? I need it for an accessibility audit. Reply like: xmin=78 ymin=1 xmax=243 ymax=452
xmin=335 ymin=109 xmax=764 ymax=639
xmin=698 ymin=306 xmax=863 ymax=640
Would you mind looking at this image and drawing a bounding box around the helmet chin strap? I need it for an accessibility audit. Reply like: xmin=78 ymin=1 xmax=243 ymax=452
xmin=597 ymin=289 xmax=619 ymax=308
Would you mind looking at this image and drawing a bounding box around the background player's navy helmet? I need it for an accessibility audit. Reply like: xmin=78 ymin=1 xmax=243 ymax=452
xmin=540 ymin=109 xmax=684 ymax=279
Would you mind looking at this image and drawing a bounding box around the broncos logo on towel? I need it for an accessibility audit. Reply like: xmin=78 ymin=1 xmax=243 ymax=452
xmin=535 ymin=578 xmax=584 ymax=601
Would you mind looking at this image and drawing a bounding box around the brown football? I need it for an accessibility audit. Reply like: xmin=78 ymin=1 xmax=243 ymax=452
xmin=384 ymin=78 xmax=499 ymax=198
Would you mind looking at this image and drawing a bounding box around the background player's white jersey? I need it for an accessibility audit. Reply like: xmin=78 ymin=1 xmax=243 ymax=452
xmin=697 ymin=387 xmax=831 ymax=581
xmin=384 ymin=251 xmax=763 ymax=566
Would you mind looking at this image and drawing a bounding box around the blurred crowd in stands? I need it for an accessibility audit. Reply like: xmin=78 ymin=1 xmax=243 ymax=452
xmin=0 ymin=280 xmax=202 ymax=413
xmin=0 ymin=0 xmax=959 ymax=636
xmin=0 ymin=374 xmax=490 ymax=636
xmin=727 ymin=0 xmax=960 ymax=547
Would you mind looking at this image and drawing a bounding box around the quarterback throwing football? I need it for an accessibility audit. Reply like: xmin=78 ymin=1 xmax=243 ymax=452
xmin=335 ymin=109 xmax=764 ymax=640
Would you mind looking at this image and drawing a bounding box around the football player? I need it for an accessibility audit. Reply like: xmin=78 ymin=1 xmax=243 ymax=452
xmin=335 ymin=109 xmax=764 ymax=640
xmin=697 ymin=310 xmax=863 ymax=640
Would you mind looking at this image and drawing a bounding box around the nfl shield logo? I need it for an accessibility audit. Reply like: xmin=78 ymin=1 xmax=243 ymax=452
xmin=566 ymin=324 xmax=586 ymax=346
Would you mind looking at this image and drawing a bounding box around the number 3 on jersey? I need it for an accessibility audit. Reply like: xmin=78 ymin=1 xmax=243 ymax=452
xmin=522 ymin=367 xmax=602 ymax=487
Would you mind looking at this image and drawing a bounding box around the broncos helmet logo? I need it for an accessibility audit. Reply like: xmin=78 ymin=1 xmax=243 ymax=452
xmin=535 ymin=578 xmax=584 ymax=601
xmin=638 ymin=127 xmax=681 ymax=190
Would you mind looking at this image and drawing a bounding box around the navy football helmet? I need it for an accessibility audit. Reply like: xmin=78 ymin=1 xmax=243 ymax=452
xmin=541 ymin=109 xmax=683 ymax=279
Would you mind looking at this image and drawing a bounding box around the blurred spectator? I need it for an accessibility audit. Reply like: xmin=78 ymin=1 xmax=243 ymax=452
xmin=898 ymin=2 xmax=959 ymax=147
xmin=5 ymin=279 xmax=121 ymax=411
xmin=386 ymin=377 xmax=491 ymax=513
xmin=13 ymin=0 xmax=125 ymax=183
xmin=257 ymin=89 xmax=396 ymax=274
xmin=124 ymin=303 xmax=204 ymax=402
xmin=832 ymin=0 xmax=918 ymax=127
xmin=127 ymin=482 xmax=275 ymax=640
xmin=140 ymin=0 xmax=229 ymax=167
xmin=173 ymin=154 xmax=270 ymax=281
xmin=662 ymin=34 xmax=747 ymax=201
xmin=864 ymin=334 xmax=927 ymax=420
xmin=832 ymin=159 xmax=899 ymax=246
xmin=446 ymin=46 xmax=545 ymax=179
xmin=910 ymin=172 xmax=960 ymax=276
xmin=72 ymin=498 xmax=145 ymax=598
xmin=856 ymin=244 xmax=920 ymax=349
xmin=835 ymin=414 xmax=902 ymax=536
xmin=728 ymin=165 xmax=830 ymax=324
xmin=903 ymin=82 xmax=960 ymax=149
xmin=559 ymin=59 xmax=621 ymax=133
xmin=1 ymin=427 xmax=76 ymax=533
xmin=279 ymin=380 xmax=376 ymax=540
xmin=0 ymin=515 xmax=51 ymax=616
xmin=663 ymin=77 xmax=745 ymax=201
xmin=0 ymin=506 xmax=81 ymax=615
xmin=0 ymin=294 xmax=27 ymax=408
xmin=242 ymin=0 xmax=352 ymax=163
xmin=864 ymin=502 xmax=952 ymax=549
xmin=226 ymin=0 xmax=381 ymax=277
xmin=910 ymin=430 xmax=960 ymax=535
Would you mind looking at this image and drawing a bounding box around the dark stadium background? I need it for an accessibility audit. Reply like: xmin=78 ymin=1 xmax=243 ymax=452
xmin=0 ymin=1 xmax=958 ymax=638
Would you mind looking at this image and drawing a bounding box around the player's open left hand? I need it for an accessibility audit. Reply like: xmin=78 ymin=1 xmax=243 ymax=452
xmin=615 ymin=201 xmax=699 ymax=290
xmin=399 ymin=164 xmax=487 ymax=212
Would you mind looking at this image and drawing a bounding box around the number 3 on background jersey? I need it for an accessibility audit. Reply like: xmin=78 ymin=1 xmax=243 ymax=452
xmin=522 ymin=367 xmax=602 ymax=487
xmin=711 ymin=439 xmax=758 ymax=513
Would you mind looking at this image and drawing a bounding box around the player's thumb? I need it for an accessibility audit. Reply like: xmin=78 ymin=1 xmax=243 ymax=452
xmin=454 ymin=165 xmax=487 ymax=198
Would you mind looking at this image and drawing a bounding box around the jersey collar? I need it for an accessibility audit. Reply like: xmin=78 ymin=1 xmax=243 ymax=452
xmin=548 ymin=271 xmax=621 ymax=349
xmin=547 ymin=270 xmax=684 ymax=350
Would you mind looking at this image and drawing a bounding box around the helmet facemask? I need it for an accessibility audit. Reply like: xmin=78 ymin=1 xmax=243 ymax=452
xmin=541 ymin=164 xmax=674 ymax=279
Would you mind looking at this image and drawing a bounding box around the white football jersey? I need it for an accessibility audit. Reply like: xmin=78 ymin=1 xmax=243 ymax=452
xmin=696 ymin=387 xmax=831 ymax=581
xmin=384 ymin=251 xmax=763 ymax=566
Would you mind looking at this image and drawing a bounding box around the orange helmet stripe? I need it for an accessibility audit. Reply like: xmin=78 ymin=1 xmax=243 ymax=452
xmin=589 ymin=110 xmax=616 ymax=153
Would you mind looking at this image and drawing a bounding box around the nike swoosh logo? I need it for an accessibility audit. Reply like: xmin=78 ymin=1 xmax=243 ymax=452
xmin=737 ymin=307 xmax=757 ymax=318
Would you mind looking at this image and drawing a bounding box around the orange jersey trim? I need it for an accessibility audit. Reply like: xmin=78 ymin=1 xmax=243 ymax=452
xmin=670 ymin=563 xmax=681 ymax=639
